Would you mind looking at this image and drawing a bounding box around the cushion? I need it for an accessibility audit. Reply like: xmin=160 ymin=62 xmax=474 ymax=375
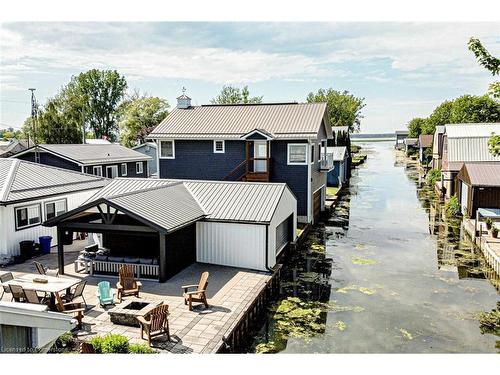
xmin=95 ymin=254 xmax=108 ymax=261
xmin=108 ymin=256 xmax=124 ymax=263
xmin=138 ymin=258 xmax=153 ymax=265
xmin=124 ymin=257 xmax=140 ymax=264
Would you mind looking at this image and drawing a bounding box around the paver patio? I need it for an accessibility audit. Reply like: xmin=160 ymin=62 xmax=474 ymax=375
xmin=0 ymin=239 xmax=272 ymax=353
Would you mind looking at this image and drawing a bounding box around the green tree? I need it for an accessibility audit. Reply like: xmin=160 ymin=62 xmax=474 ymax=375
xmin=210 ymin=85 xmax=263 ymax=104
xmin=306 ymin=88 xmax=365 ymax=133
xmin=118 ymin=93 xmax=169 ymax=147
xmin=488 ymin=133 xmax=500 ymax=157
xmin=468 ymin=37 xmax=500 ymax=99
xmin=420 ymin=101 xmax=453 ymax=135
xmin=407 ymin=117 xmax=426 ymax=138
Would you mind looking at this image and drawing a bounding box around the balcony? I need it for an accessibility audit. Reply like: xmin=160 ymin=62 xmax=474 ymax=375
xmin=319 ymin=153 xmax=334 ymax=171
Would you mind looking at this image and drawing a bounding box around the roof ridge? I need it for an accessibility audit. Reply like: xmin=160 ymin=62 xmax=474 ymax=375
xmin=0 ymin=159 xmax=19 ymax=202
xmin=105 ymin=181 xmax=183 ymax=200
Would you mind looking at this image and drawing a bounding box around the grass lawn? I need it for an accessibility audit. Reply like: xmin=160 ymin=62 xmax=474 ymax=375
xmin=326 ymin=187 xmax=339 ymax=196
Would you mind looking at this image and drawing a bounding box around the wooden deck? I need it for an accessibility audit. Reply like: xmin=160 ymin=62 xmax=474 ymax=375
xmin=0 ymin=240 xmax=275 ymax=353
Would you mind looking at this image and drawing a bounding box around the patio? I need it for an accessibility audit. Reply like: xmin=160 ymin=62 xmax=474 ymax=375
xmin=0 ymin=240 xmax=272 ymax=353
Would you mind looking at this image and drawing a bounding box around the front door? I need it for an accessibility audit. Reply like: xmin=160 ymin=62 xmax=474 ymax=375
xmin=254 ymin=141 xmax=268 ymax=172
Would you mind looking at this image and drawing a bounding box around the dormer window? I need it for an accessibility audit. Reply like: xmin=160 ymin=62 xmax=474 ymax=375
xmin=213 ymin=140 xmax=225 ymax=153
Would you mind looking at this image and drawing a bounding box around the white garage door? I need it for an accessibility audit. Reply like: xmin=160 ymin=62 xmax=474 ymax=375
xmin=196 ymin=222 xmax=266 ymax=271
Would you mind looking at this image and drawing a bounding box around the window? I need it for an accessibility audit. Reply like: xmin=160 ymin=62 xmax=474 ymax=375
xmin=92 ymin=166 xmax=102 ymax=176
xmin=287 ymin=144 xmax=307 ymax=165
xmin=213 ymin=140 xmax=225 ymax=153
xmin=45 ymin=199 xmax=67 ymax=220
xmin=15 ymin=204 xmax=41 ymax=230
xmin=159 ymin=140 xmax=175 ymax=158
xmin=106 ymin=165 xmax=118 ymax=178
xmin=136 ymin=162 xmax=144 ymax=174
xmin=121 ymin=163 xmax=127 ymax=176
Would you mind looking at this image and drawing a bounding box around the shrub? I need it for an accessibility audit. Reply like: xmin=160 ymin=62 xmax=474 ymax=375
xmin=49 ymin=332 xmax=77 ymax=353
xmin=426 ymin=169 xmax=441 ymax=186
xmin=129 ymin=343 xmax=155 ymax=354
xmin=89 ymin=336 xmax=105 ymax=353
xmin=445 ymin=195 xmax=462 ymax=218
xmin=493 ymin=227 xmax=499 ymax=238
xmin=101 ymin=334 xmax=129 ymax=353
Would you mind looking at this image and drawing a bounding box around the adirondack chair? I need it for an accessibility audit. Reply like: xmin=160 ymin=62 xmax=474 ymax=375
xmin=116 ymin=265 xmax=141 ymax=303
xmin=137 ymin=304 xmax=170 ymax=346
xmin=96 ymin=281 xmax=116 ymax=307
xmin=54 ymin=292 xmax=85 ymax=329
xmin=182 ymin=271 xmax=209 ymax=311
xmin=34 ymin=261 xmax=59 ymax=277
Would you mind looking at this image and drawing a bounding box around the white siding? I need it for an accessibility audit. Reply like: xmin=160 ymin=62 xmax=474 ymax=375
xmin=0 ymin=189 xmax=100 ymax=258
xmin=268 ymin=187 xmax=297 ymax=267
xmin=196 ymin=222 xmax=266 ymax=271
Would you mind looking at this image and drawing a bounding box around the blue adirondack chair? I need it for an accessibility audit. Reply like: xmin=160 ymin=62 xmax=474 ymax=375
xmin=97 ymin=281 xmax=116 ymax=307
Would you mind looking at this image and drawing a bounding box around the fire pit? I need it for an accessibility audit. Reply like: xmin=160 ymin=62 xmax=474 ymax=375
xmin=108 ymin=299 xmax=162 ymax=327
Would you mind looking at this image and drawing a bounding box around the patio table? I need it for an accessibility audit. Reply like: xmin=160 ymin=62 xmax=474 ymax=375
xmin=1 ymin=273 xmax=79 ymax=308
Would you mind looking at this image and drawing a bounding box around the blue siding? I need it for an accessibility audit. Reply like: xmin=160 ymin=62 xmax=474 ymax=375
xmin=159 ymin=140 xmax=246 ymax=180
xmin=15 ymin=151 xmax=81 ymax=171
xmin=327 ymin=161 xmax=342 ymax=186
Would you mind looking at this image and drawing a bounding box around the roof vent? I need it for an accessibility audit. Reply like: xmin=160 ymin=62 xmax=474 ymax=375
xmin=176 ymin=87 xmax=191 ymax=109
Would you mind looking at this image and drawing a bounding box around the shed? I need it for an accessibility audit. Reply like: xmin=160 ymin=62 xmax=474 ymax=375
xmin=456 ymin=163 xmax=500 ymax=218
xmin=418 ymin=134 xmax=434 ymax=164
xmin=326 ymin=146 xmax=348 ymax=187
xmin=44 ymin=178 xmax=297 ymax=282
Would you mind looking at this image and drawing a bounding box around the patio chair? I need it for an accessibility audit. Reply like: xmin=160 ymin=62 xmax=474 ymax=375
xmin=0 ymin=272 xmax=14 ymax=300
xmin=9 ymin=284 xmax=26 ymax=302
xmin=54 ymin=292 xmax=85 ymax=329
xmin=96 ymin=281 xmax=116 ymax=307
xmin=182 ymin=271 xmax=209 ymax=311
xmin=62 ymin=280 xmax=87 ymax=309
xmin=34 ymin=261 xmax=59 ymax=277
xmin=137 ymin=304 xmax=170 ymax=346
xmin=23 ymin=288 xmax=44 ymax=304
xmin=116 ymin=265 xmax=141 ymax=303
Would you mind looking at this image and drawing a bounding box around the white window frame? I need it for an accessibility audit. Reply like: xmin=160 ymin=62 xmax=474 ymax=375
xmin=159 ymin=140 xmax=175 ymax=159
xmin=213 ymin=140 xmax=225 ymax=153
xmin=15 ymin=203 xmax=42 ymax=231
xmin=136 ymin=162 xmax=144 ymax=174
xmin=287 ymin=143 xmax=308 ymax=165
xmin=121 ymin=163 xmax=127 ymax=176
xmin=92 ymin=166 xmax=102 ymax=176
xmin=44 ymin=199 xmax=67 ymax=221
xmin=106 ymin=165 xmax=119 ymax=178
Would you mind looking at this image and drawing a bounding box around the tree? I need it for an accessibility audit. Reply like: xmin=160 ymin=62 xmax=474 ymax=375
xmin=420 ymin=101 xmax=453 ymax=135
xmin=118 ymin=94 xmax=169 ymax=147
xmin=210 ymin=85 xmax=263 ymax=104
xmin=407 ymin=117 xmax=426 ymax=138
xmin=488 ymin=133 xmax=500 ymax=156
xmin=35 ymin=97 xmax=83 ymax=144
xmin=306 ymin=88 xmax=365 ymax=133
xmin=468 ymin=37 xmax=500 ymax=99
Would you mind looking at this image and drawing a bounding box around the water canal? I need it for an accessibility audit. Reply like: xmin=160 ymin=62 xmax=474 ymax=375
xmin=248 ymin=141 xmax=500 ymax=353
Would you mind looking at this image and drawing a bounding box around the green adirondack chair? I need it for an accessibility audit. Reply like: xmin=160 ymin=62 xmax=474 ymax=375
xmin=97 ymin=281 xmax=115 ymax=307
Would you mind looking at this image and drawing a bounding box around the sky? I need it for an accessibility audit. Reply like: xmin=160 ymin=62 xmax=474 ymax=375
xmin=0 ymin=22 xmax=499 ymax=134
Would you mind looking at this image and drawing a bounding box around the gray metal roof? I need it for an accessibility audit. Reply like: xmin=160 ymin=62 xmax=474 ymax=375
xmin=149 ymin=102 xmax=329 ymax=140
xmin=447 ymin=136 xmax=500 ymax=163
xmin=326 ymin=146 xmax=347 ymax=161
xmin=0 ymin=159 xmax=109 ymax=204
xmin=445 ymin=123 xmax=500 ymax=138
xmin=87 ymin=178 xmax=290 ymax=223
xmin=24 ymin=144 xmax=152 ymax=165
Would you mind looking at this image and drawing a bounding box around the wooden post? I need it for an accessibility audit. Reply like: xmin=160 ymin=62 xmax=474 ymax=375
xmin=159 ymin=233 xmax=167 ymax=282
xmin=57 ymin=228 xmax=65 ymax=275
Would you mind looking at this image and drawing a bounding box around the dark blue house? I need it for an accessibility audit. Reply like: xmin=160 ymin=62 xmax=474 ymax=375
xmin=149 ymin=95 xmax=334 ymax=223
xmin=12 ymin=144 xmax=151 ymax=179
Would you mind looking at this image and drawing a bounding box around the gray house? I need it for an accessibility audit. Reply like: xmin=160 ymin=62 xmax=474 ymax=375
xmin=12 ymin=144 xmax=152 ymax=179
xmin=148 ymin=95 xmax=334 ymax=224
xmin=133 ymin=142 xmax=158 ymax=176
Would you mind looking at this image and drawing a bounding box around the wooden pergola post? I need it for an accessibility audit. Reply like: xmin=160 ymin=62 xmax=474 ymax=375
xmin=57 ymin=227 xmax=65 ymax=275
xmin=159 ymin=233 xmax=167 ymax=282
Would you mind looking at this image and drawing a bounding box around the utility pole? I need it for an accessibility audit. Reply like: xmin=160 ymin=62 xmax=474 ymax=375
xmin=28 ymin=88 xmax=40 ymax=163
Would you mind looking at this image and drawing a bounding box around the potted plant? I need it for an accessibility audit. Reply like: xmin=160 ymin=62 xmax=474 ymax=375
xmin=492 ymin=227 xmax=498 ymax=239
xmin=485 ymin=218 xmax=493 ymax=230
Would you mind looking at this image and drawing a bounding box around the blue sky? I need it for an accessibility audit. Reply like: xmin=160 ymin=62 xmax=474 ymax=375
xmin=1 ymin=22 xmax=499 ymax=133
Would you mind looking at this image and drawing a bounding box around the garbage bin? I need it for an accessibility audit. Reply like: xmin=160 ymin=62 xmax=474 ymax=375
xmin=19 ymin=240 xmax=35 ymax=261
xmin=38 ymin=236 xmax=53 ymax=254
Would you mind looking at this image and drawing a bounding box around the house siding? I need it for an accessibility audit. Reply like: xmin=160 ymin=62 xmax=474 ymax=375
xmin=134 ymin=145 xmax=157 ymax=175
xmin=15 ymin=151 xmax=81 ymax=172
xmin=84 ymin=161 xmax=148 ymax=178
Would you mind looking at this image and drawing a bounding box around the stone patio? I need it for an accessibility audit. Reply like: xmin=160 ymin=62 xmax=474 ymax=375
xmin=0 ymin=239 xmax=272 ymax=353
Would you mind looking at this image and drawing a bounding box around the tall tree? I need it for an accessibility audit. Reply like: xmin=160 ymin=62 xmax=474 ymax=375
xmin=407 ymin=117 xmax=426 ymax=138
xmin=118 ymin=93 xmax=170 ymax=147
xmin=468 ymin=37 xmax=500 ymax=99
xmin=420 ymin=101 xmax=453 ymax=135
xmin=210 ymin=85 xmax=263 ymax=104
xmin=306 ymin=88 xmax=365 ymax=133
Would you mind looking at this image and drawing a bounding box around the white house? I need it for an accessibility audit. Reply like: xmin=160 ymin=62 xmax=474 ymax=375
xmin=0 ymin=159 xmax=108 ymax=263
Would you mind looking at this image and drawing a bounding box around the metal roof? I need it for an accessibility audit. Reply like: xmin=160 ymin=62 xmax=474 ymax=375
xmin=395 ymin=130 xmax=409 ymax=135
xmin=23 ymin=144 xmax=152 ymax=165
xmin=0 ymin=159 xmax=109 ymax=204
xmin=447 ymin=137 xmax=500 ymax=163
xmin=404 ymin=138 xmax=418 ymax=146
xmin=444 ymin=123 xmax=500 ymax=138
xmin=418 ymin=134 xmax=434 ymax=148
xmin=149 ymin=102 xmax=329 ymax=140
xmin=326 ymin=146 xmax=347 ymax=161
xmin=87 ymin=178 xmax=290 ymax=223
xmin=458 ymin=163 xmax=500 ymax=187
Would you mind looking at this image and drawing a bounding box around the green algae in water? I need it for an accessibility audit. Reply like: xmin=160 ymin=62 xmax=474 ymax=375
xmin=358 ymin=287 xmax=376 ymax=295
xmin=335 ymin=321 xmax=347 ymax=331
xmin=399 ymin=328 xmax=414 ymax=340
xmin=355 ymin=243 xmax=367 ymax=250
xmin=352 ymin=256 xmax=377 ymax=265
xmin=478 ymin=302 xmax=500 ymax=336
xmin=336 ymin=285 xmax=358 ymax=294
